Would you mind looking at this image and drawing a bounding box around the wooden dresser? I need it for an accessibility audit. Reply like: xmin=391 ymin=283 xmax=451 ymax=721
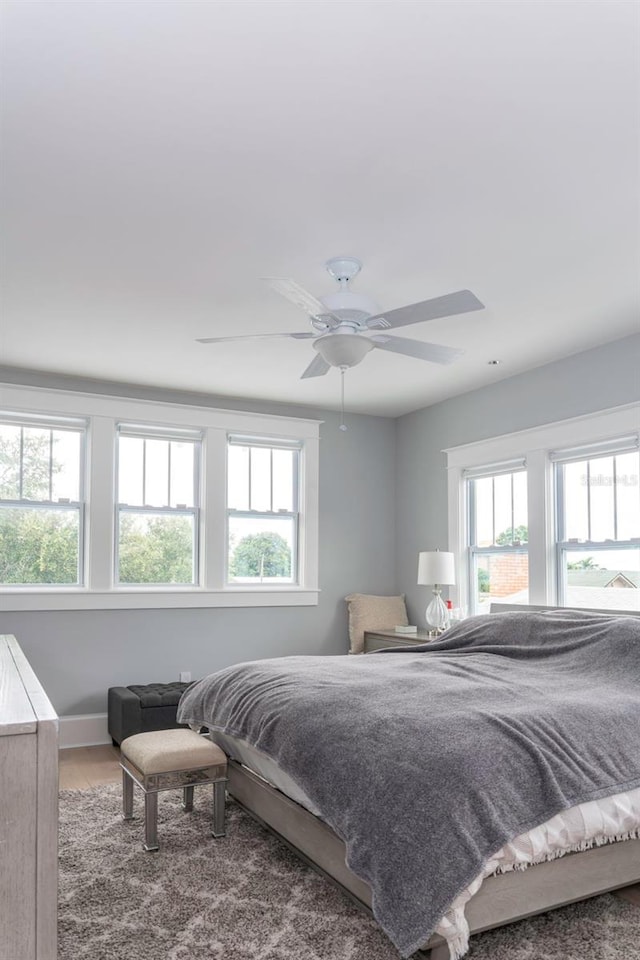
xmin=0 ymin=635 xmax=58 ymax=960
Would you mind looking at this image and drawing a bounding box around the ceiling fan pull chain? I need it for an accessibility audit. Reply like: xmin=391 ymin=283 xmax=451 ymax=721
xmin=339 ymin=366 xmax=348 ymax=432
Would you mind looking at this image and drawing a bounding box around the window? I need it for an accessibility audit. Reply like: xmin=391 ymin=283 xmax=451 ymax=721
xmin=467 ymin=464 xmax=528 ymax=613
xmin=0 ymin=383 xmax=320 ymax=610
xmin=116 ymin=426 xmax=201 ymax=585
xmin=447 ymin=404 xmax=639 ymax=615
xmin=227 ymin=437 xmax=300 ymax=584
xmin=554 ymin=439 xmax=640 ymax=610
xmin=0 ymin=417 xmax=85 ymax=585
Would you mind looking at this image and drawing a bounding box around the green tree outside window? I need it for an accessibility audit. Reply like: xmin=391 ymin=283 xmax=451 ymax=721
xmin=229 ymin=531 xmax=291 ymax=579
xmin=0 ymin=431 xmax=79 ymax=584
xmin=495 ymin=525 xmax=528 ymax=545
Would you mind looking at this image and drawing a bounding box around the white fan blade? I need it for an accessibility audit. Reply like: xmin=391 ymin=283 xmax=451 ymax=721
xmin=300 ymin=354 xmax=331 ymax=379
xmin=196 ymin=332 xmax=316 ymax=344
xmin=367 ymin=290 xmax=484 ymax=330
xmin=370 ymin=335 xmax=464 ymax=365
xmin=264 ymin=277 xmax=341 ymax=327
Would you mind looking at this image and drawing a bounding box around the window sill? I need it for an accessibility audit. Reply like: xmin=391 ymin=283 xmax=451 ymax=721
xmin=0 ymin=587 xmax=320 ymax=612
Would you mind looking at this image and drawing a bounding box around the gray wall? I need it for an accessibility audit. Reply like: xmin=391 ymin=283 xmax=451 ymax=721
xmin=2 ymin=334 xmax=638 ymax=717
xmin=395 ymin=333 xmax=640 ymax=625
xmin=0 ymin=371 xmax=397 ymax=716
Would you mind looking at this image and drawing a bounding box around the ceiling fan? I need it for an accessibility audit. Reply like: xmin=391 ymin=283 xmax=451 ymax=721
xmin=196 ymin=257 xmax=484 ymax=380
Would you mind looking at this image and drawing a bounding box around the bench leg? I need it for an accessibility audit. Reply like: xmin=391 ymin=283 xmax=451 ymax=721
xmin=212 ymin=780 xmax=226 ymax=838
xmin=122 ymin=769 xmax=134 ymax=820
xmin=182 ymin=785 xmax=194 ymax=812
xmin=144 ymin=792 xmax=159 ymax=852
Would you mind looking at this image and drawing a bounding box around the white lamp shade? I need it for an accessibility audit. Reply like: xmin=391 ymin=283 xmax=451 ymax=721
xmin=417 ymin=551 xmax=456 ymax=586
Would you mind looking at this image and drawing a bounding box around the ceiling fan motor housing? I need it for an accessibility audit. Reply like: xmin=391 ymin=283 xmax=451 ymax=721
xmin=320 ymin=290 xmax=379 ymax=326
xmin=321 ymin=256 xmax=379 ymax=327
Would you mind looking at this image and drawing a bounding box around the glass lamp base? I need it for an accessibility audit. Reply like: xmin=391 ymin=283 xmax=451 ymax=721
xmin=426 ymin=590 xmax=449 ymax=632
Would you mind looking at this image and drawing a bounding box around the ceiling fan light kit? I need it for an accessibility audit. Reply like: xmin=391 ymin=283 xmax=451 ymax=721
xmin=312 ymin=332 xmax=374 ymax=369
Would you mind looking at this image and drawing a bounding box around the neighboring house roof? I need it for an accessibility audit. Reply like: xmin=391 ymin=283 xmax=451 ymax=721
xmin=483 ymin=585 xmax=640 ymax=612
xmin=567 ymin=570 xmax=639 ymax=588
xmin=564 ymin=587 xmax=640 ymax=611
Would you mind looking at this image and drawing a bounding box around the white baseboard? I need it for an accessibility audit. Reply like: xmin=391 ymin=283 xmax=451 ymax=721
xmin=59 ymin=713 xmax=110 ymax=748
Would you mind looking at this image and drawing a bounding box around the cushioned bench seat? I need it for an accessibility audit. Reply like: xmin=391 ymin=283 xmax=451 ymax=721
xmin=108 ymin=682 xmax=193 ymax=745
xmin=120 ymin=728 xmax=228 ymax=852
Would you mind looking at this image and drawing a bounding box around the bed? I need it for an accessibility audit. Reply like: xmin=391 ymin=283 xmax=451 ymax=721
xmin=177 ymin=604 xmax=640 ymax=959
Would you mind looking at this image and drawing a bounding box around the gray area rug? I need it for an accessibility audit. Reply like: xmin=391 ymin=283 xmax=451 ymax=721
xmin=59 ymin=785 xmax=640 ymax=960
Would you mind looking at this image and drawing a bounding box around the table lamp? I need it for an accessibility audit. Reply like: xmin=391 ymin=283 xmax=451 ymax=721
xmin=417 ymin=550 xmax=456 ymax=632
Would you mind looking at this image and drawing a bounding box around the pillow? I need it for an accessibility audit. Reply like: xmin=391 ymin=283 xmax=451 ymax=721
xmin=345 ymin=593 xmax=409 ymax=655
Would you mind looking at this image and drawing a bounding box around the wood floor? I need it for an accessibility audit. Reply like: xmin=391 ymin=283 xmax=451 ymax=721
xmin=59 ymin=743 xmax=121 ymax=789
xmin=59 ymin=745 xmax=640 ymax=907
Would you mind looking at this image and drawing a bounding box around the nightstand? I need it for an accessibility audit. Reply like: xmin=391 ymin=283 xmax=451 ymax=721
xmin=363 ymin=629 xmax=434 ymax=653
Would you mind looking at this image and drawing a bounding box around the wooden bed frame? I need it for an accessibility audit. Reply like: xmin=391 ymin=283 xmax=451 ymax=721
xmin=225 ymin=604 xmax=640 ymax=959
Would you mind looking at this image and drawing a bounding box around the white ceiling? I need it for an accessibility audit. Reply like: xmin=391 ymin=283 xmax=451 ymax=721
xmin=1 ymin=0 xmax=638 ymax=417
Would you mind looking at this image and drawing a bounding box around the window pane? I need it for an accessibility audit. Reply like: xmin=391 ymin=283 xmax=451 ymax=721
xmin=250 ymin=447 xmax=272 ymax=512
xmin=228 ymin=515 xmax=295 ymax=583
xmin=272 ymin=448 xmax=296 ymax=512
xmin=118 ymin=512 xmax=195 ymax=584
xmin=118 ymin=437 xmax=143 ymax=505
xmin=562 ymin=548 xmax=639 ymax=611
xmin=588 ymin=456 xmax=615 ymax=542
xmin=493 ymin=474 xmax=513 ymax=544
xmin=119 ymin=435 xmax=198 ymax=509
xmin=474 ymin=553 xmax=529 ymax=614
xmin=1 ymin=423 xmax=81 ymax=504
xmin=51 ymin=430 xmax=81 ymax=502
xmin=615 ymin=452 xmax=640 ymax=540
xmin=21 ymin=427 xmax=51 ymax=500
xmin=227 ymin=445 xmax=249 ymax=511
xmin=0 ymin=424 xmax=21 ymax=499
xmin=472 ymin=476 xmax=494 ymax=547
xmin=0 ymin=506 xmax=79 ymax=584
xmin=562 ymin=460 xmax=589 ymax=540
xmin=471 ymin=471 xmax=527 ymax=546
xmin=170 ymin=442 xmax=195 ymax=508
xmin=561 ymin=452 xmax=639 ymax=543
xmin=144 ymin=439 xmax=169 ymax=507
xmin=512 ymin=472 xmax=528 ymax=540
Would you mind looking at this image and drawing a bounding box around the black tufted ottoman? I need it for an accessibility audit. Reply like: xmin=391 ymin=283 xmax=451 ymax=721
xmin=108 ymin=682 xmax=194 ymax=746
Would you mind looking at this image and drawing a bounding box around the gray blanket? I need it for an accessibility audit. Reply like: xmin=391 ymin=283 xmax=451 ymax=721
xmin=177 ymin=611 xmax=640 ymax=957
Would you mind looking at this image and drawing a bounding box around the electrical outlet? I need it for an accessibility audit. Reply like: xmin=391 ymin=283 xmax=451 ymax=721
xmin=179 ymin=671 xmax=191 ymax=683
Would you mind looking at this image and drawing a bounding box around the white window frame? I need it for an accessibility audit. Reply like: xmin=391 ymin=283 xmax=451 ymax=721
xmin=552 ymin=438 xmax=640 ymax=606
xmin=0 ymin=413 xmax=87 ymax=586
xmin=0 ymin=383 xmax=321 ymax=611
xmin=115 ymin=424 xmax=203 ymax=587
xmin=225 ymin=435 xmax=302 ymax=587
xmin=446 ymin=403 xmax=640 ymax=615
xmin=465 ymin=462 xmax=529 ymax=615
